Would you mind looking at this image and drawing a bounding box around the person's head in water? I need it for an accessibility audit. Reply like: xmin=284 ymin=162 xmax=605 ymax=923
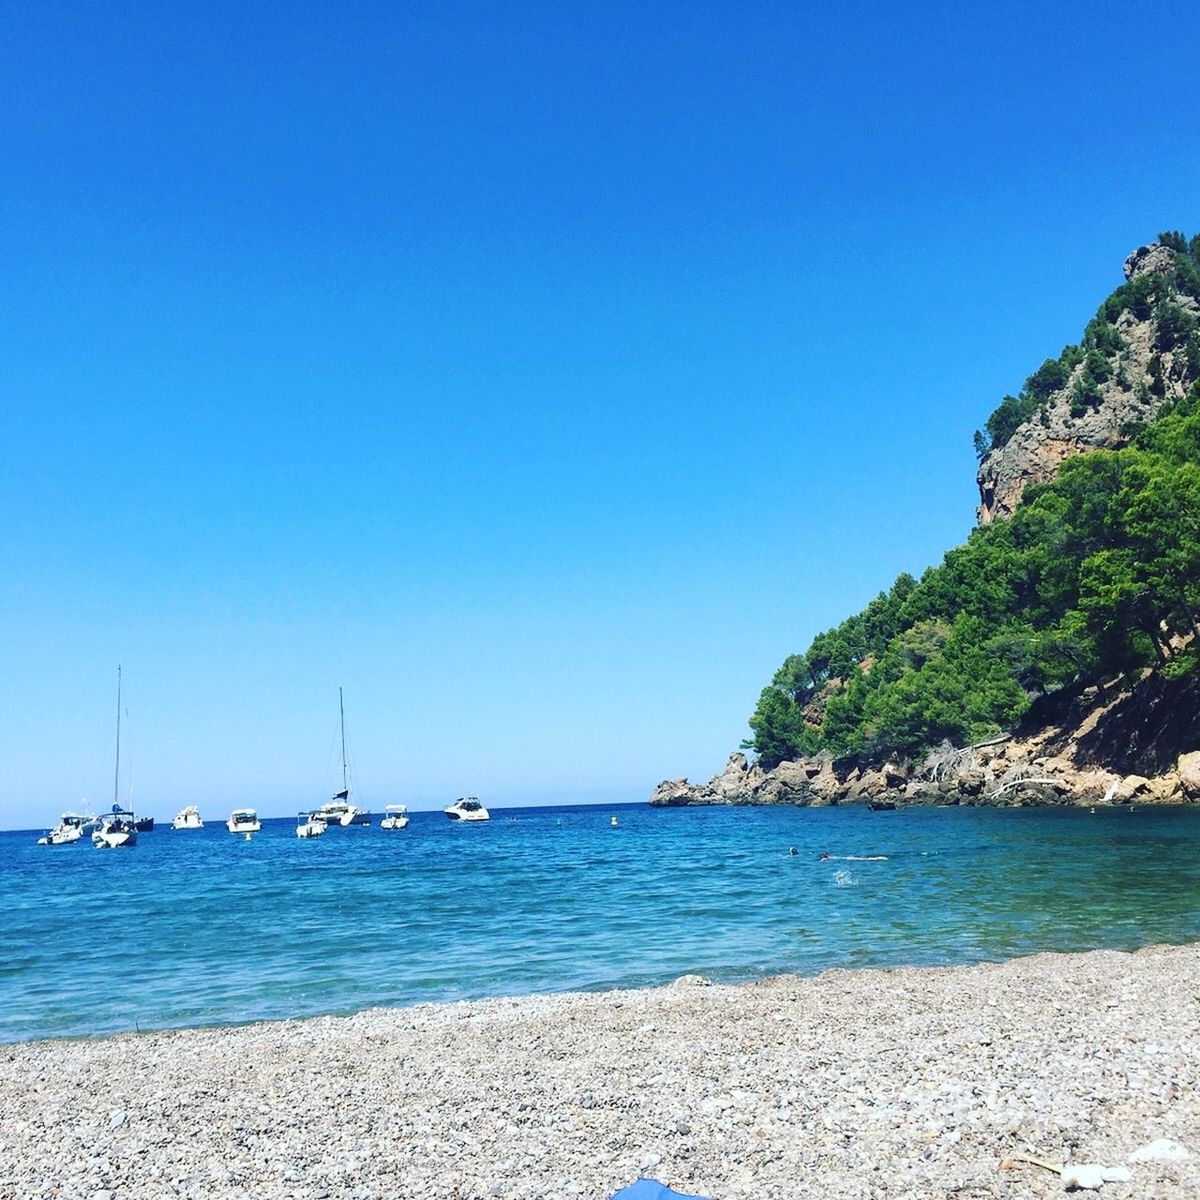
xmin=788 ymin=846 xmax=798 ymax=856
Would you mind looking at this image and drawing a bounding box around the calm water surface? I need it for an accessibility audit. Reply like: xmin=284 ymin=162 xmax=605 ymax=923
xmin=2 ymin=803 xmax=1199 ymax=1042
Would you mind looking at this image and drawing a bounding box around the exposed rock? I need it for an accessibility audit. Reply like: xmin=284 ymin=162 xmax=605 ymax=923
xmin=756 ymin=759 xmax=820 ymax=805
xmin=669 ymin=974 xmax=711 ymax=989
xmin=956 ymin=768 xmax=987 ymax=797
xmin=1177 ymin=751 xmax=1200 ymax=799
xmin=648 ymin=778 xmax=707 ymax=807
xmin=977 ymin=242 xmax=1196 ymax=524
xmin=709 ymin=751 xmax=766 ymax=799
xmin=652 ymin=669 xmax=1200 ymax=811
xmin=1124 ymin=242 xmax=1178 ymax=280
xmin=1073 ymin=669 xmax=1200 ymax=776
xmin=1121 ymin=774 xmax=1152 ymax=798
xmin=807 ymin=761 xmax=844 ymax=805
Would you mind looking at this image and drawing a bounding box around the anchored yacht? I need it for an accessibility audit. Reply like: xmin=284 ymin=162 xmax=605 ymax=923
xmin=313 ymin=796 xmax=370 ymax=826
xmin=227 ymin=808 xmax=262 ymax=835
xmin=313 ymin=689 xmax=371 ymax=826
xmin=172 ymin=806 xmax=204 ymax=830
xmin=92 ymin=668 xmax=137 ymax=849
xmin=93 ymin=807 xmax=138 ymax=849
xmin=444 ymin=796 xmax=489 ymax=822
xmin=37 ymin=811 xmax=97 ymax=846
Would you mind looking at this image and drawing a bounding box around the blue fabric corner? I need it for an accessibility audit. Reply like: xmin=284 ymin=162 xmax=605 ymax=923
xmin=610 ymin=1180 xmax=709 ymax=1200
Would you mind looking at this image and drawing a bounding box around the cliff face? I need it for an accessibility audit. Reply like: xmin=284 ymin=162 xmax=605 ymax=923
xmin=976 ymin=244 xmax=1198 ymax=523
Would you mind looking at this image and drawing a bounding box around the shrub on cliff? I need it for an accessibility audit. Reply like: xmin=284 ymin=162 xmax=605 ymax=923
xmin=978 ymin=234 xmax=1200 ymax=453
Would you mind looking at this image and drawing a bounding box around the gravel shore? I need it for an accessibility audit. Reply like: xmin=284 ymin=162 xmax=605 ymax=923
xmin=1 ymin=944 xmax=1196 ymax=1200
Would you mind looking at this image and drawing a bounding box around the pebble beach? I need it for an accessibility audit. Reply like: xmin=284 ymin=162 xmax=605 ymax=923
xmin=1 ymin=943 xmax=1196 ymax=1200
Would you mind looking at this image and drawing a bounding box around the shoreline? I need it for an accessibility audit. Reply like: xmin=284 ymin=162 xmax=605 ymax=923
xmin=2 ymin=945 xmax=1196 ymax=1199
xmin=651 ymin=745 xmax=1200 ymax=810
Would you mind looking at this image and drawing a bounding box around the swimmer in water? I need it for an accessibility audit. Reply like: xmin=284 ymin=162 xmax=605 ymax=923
xmin=788 ymin=846 xmax=799 ymax=856
xmin=818 ymin=850 xmax=830 ymax=861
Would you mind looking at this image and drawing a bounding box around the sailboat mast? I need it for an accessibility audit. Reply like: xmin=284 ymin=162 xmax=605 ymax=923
xmin=339 ymin=686 xmax=348 ymax=794
xmin=113 ymin=665 xmax=122 ymax=810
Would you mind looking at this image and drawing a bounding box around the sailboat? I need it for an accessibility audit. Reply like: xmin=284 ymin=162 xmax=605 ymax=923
xmin=93 ymin=666 xmax=138 ymax=849
xmin=312 ymin=688 xmax=371 ymax=826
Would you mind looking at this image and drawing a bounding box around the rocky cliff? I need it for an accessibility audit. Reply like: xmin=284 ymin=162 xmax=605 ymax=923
xmin=976 ymin=242 xmax=1198 ymax=523
xmin=651 ymin=666 xmax=1200 ymax=808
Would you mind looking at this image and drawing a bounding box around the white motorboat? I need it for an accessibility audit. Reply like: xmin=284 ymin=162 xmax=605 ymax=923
xmin=313 ymin=688 xmax=371 ymax=826
xmin=296 ymin=811 xmax=326 ymax=839
xmin=93 ymin=807 xmax=138 ymax=849
xmin=227 ymin=808 xmax=262 ymax=835
xmin=444 ymin=796 xmax=489 ymax=822
xmin=172 ymin=805 xmax=204 ymax=830
xmin=380 ymin=804 xmax=410 ymax=830
xmin=93 ymin=668 xmax=137 ymax=849
xmin=37 ymin=812 xmax=96 ymax=845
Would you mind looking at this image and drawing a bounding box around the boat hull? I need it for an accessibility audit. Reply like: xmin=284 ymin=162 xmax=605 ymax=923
xmin=39 ymin=826 xmax=84 ymax=846
xmin=313 ymin=804 xmax=370 ymax=827
xmin=92 ymin=829 xmax=137 ymax=849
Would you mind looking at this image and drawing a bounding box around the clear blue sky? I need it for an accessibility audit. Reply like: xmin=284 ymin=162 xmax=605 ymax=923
xmin=4 ymin=1 xmax=1199 ymax=828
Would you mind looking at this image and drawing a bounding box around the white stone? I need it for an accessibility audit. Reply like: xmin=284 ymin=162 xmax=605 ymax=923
xmin=1127 ymin=1138 xmax=1189 ymax=1163
xmin=1061 ymin=1163 xmax=1133 ymax=1189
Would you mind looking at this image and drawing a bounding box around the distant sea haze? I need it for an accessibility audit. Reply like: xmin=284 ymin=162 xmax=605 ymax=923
xmin=4 ymin=803 xmax=1199 ymax=1042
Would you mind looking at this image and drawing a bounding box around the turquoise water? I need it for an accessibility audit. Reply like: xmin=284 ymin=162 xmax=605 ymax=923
xmin=2 ymin=802 xmax=1199 ymax=1043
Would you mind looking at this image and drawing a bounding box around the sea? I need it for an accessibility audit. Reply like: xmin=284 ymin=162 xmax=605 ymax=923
xmin=2 ymin=802 xmax=1199 ymax=1043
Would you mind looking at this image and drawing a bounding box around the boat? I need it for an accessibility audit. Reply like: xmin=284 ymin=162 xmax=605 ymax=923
xmin=313 ymin=796 xmax=370 ymax=826
xmin=380 ymin=804 xmax=410 ymax=830
xmin=867 ymin=799 xmax=898 ymax=811
xmin=37 ymin=811 xmax=96 ymax=846
xmin=312 ymin=688 xmax=371 ymax=826
xmin=444 ymin=796 xmax=489 ymax=822
xmin=610 ymin=815 xmax=619 ymax=827
xmin=227 ymin=808 xmax=261 ymax=836
xmin=134 ymin=815 xmax=155 ymax=832
xmin=172 ymin=805 xmax=204 ymax=830
xmin=295 ymin=811 xmax=326 ymax=839
xmin=93 ymin=806 xmax=139 ymax=849
xmin=92 ymin=667 xmax=138 ymax=848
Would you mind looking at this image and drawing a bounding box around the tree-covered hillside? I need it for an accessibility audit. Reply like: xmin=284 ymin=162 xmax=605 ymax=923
xmin=747 ymin=236 xmax=1200 ymax=770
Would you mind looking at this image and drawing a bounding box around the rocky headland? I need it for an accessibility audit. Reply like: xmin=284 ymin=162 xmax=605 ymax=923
xmin=654 ymin=239 xmax=1200 ymax=812
xmin=652 ymin=666 xmax=1200 ymax=808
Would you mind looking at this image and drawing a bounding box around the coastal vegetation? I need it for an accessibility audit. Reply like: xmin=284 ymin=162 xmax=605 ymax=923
xmin=747 ymin=236 xmax=1200 ymax=769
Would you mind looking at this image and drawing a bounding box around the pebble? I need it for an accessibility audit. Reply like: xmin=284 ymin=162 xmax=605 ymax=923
xmin=0 ymin=945 xmax=1197 ymax=1199
xmin=1128 ymin=1137 xmax=1190 ymax=1162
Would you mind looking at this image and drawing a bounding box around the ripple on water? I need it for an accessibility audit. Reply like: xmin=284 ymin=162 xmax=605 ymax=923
xmin=2 ymin=803 xmax=1199 ymax=1040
